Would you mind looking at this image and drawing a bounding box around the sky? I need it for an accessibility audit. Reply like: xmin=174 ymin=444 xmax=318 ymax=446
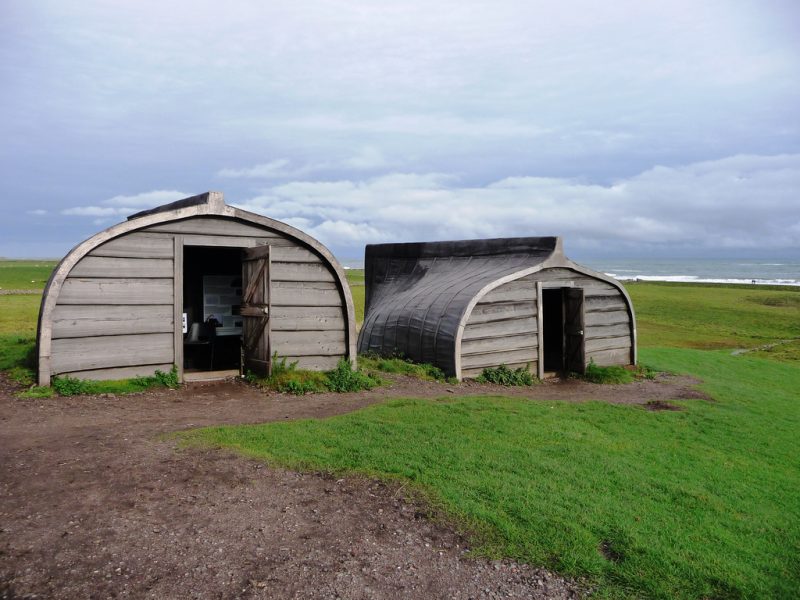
xmin=1 ymin=0 xmax=799 ymax=261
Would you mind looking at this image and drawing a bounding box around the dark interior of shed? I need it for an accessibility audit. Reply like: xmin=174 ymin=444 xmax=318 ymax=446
xmin=542 ymin=288 xmax=564 ymax=372
xmin=183 ymin=246 xmax=243 ymax=372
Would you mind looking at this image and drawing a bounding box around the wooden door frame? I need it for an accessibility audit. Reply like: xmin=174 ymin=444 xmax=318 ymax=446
xmin=241 ymin=245 xmax=272 ymax=377
xmin=174 ymin=236 xmax=261 ymax=383
xmin=537 ymin=282 xmax=580 ymax=377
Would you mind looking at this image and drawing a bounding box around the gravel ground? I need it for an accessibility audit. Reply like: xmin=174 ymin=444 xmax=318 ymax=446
xmin=0 ymin=371 xmax=706 ymax=599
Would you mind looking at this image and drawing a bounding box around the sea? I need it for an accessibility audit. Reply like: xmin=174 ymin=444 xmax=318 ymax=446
xmin=339 ymin=258 xmax=800 ymax=287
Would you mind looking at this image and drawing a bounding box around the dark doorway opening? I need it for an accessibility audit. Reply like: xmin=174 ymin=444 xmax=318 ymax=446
xmin=183 ymin=246 xmax=243 ymax=372
xmin=542 ymin=287 xmax=586 ymax=375
xmin=542 ymin=288 xmax=564 ymax=372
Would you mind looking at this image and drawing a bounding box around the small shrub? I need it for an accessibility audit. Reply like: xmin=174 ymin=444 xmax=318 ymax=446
xmin=272 ymin=370 xmax=329 ymax=395
xmin=17 ymin=386 xmax=55 ymax=399
xmin=634 ymin=364 xmax=658 ymax=380
xmin=359 ymin=352 xmax=447 ymax=381
xmin=153 ymin=365 xmax=180 ymax=389
xmin=583 ymin=360 xmax=635 ymax=384
xmin=477 ymin=364 xmax=537 ymax=386
xmin=52 ymin=374 xmax=92 ymax=396
xmin=7 ymin=366 xmax=35 ymax=386
xmin=52 ymin=365 xmax=181 ymax=396
xmin=247 ymin=354 xmax=381 ymax=395
xmin=325 ymin=358 xmax=380 ymax=392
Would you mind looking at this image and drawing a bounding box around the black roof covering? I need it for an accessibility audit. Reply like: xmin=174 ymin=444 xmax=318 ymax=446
xmin=358 ymin=236 xmax=561 ymax=375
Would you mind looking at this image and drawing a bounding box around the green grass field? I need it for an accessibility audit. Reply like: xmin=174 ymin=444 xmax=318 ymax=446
xmin=182 ymin=350 xmax=799 ymax=598
xmin=3 ymin=260 xmax=800 ymax=597
xmin=0 ymin=259 xmax=57 ymax=290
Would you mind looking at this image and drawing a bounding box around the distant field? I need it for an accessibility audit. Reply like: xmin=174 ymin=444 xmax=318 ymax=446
xmin=624 ymin=281 xmax=800 ymax=361
xmin=0 ymin=259 xmax=57 ymax=290
xmin=345 ymin=268 xmax=365 ymax=326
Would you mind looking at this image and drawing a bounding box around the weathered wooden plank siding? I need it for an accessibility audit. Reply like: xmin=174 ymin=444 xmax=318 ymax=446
xmin=271 ymin=281 xmax=342 ymax=307
xmin=49 ymin=230 xmax=179 ymax=377
xmin=270 ymin=261 xmax=336 ymax=283
xmin=59 ymin=278 xmax=174 ymax=305
xmin=461 ymin=348 xmax=539 ymax=371
xmin=51 ymin=333 xmax=174 ymax=373
xmin=145 ymin=217 xmax=293 ymax=244
xmin=459 ymin=267 xmax=633 ymax=376
xmin=271 ymin=329 xmax=346 ymax=357
xmin=70 ymin=256 xmax=173 ymax=278
xmin=52 ymin=305 xmax=174 ymax=338
xmin=48 ymin=215 xmax=351 ymax=379
xmin=523 ymin=268 xmax=632 ymax=365
xmin=461 ymin=316 xmax=537 ymax=341
xmin=60 ymin=363 xmax=176 ymax=381
xmin=270 ymin=306 xmax=345 ymax=331
xmin=89 ymin=232 xmax=174 ymax=259
xmin=460 ymin=279 xmax=538 ymax=377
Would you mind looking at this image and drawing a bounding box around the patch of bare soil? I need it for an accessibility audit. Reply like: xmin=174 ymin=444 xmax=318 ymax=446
xmin=0 ymin=372 xmax=706 ymax=599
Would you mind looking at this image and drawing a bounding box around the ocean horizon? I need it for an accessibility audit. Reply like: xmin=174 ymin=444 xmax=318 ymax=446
xmin=339 ymin=257 xmax=800 ymax=287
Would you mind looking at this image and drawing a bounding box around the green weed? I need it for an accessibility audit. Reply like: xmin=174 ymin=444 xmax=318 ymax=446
xmin=476 ymin=364 xmax=536 ymax=386
xmin=249 ymin=354 xmax=379 ymax=395
xmin=582 ymin=360 xmax=635 ymax=384
xmin=17 ymin=386 xmax=55 ymax=399
xmin=50 ymin=365 xmax=180 ymax=396
xmin=325 ymin=358 xmax=380 ymax=392
xmin=359 ymin=353 xmax=448 ymax=381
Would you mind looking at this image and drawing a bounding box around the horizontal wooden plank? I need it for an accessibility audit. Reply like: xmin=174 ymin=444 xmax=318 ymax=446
xmin=89 ymin=233 xmax=174 ymax=259
xmin=271 ymin=281 xmax=341 ymax=307
xmin=585 ymin=324 xmax=631 ymax=340
xmin=284 ymin=355 xmax=344 ymax=371
xmin=480 ymin=281 xmax=537 ymax=304
xmin=461 ymin=361 xmax=537 ymax=380
xmin=462 ymin=317 xmax=537 ymax=342
xmin=271 ymin=329 xmax=346 ymax=357
xmin=51 ymin=333 xmax=174 ymax=374
xmin=584 ymin=295 xmax=627 ymax=312
xmin=468 ymin=301 xmax=536 ymax=324
xmin=271 ymin=306 xmax=345 ymax=331
xmin=182 ymin=234 xmax=257 ymax=248
xmin=584 ymin=310 xmax=630 ymax=327
xmin=59 ymin=363 xmax=175 ymax=382
xmin=270 ymin=246 xmax=322 ymax=264
xmin=59 ymin=278 xmax=173 ymax=305
xmin=145 ymin=217 xmax=285 ymax=239
xmin=461 ymin=347 xmax=537 ymax=370
xmin=462 ymin=334 xmax=536 ymax=356
xmin=587 ymin=347 xmax=631 ymax=367
xmin=270 ymin=261 xmax=335 ymax=283
xmin=52 ymin=304 xmax=174 ymax=339
xmin=585 ymin=336 xmax=631 ymax=353
xmin=70 ymin=256 xmax=173 ymax=278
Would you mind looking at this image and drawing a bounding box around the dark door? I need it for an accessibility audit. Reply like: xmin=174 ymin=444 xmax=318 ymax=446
xmin=241 ymin=245 xmax=271 ymax=376
xmin=563 ymin=287 xmax=585 ymax=374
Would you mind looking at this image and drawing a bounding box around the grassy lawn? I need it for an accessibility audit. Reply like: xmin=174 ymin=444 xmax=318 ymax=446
xmin=625 ymin=281 xmax=800 ymax=355
xmin=181 ymin=349 xmax=799 ymax=598
xmin=345 ymin=268 xmax=365 ymax=326
xmin=0 ymin=259 xmax=57 ymax=290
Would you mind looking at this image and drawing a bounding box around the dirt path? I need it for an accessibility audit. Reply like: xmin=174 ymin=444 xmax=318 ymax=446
xmin=0 ymin=373 xmax=706 ymax=599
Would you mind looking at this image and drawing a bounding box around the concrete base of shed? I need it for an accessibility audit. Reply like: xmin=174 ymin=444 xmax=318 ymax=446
xmin=184 ymin=369 xmax=241 ymax=382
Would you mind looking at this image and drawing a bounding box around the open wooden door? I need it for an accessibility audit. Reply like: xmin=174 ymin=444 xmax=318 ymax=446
xmin=241 ymin=245 xmax=271 ymax=376
xmin=563 ymin=287 xmax=585 ymax=374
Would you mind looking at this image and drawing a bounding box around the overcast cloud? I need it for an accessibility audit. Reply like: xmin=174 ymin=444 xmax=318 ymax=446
xmin=1 ymin=0 xmax=798 ymax=258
